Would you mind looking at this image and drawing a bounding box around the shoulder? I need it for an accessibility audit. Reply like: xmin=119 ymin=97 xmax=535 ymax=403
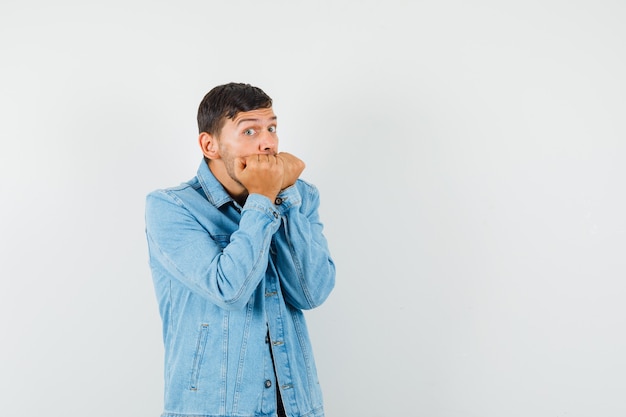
xmin=292 ymin=178 xmax=323 ymax=212
xmin=146 ymin=176 xmax=203 ymax=207
xmin=295 ymin=178 xmax=320 ymax=197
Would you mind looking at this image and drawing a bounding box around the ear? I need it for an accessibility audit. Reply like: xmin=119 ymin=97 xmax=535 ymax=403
xmin=198 ymin=132 xmax=220 ymax=160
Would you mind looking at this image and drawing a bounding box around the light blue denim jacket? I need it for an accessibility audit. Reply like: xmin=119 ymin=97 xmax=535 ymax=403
xmin=145 ymin=160 xmax=335 ymax=417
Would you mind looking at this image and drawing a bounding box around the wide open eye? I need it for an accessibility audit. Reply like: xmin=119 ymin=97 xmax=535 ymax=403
xmin=268 ymin=125 xmax=277 ymax=133
xmin=243 ymin=128 xmax=256 ymax=136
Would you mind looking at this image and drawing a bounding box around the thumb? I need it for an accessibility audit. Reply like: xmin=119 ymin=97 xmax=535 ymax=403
xmin=234 ymin=157 xmax=247 ymax=177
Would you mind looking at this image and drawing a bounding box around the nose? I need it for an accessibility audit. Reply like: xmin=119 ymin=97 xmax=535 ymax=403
xmin=258 ymin=130 xmax=278 ymax=154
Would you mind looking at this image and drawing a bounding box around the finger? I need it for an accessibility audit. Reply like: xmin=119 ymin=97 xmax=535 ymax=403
xmin=234 ymin=157 xmax=247 ymax=175
xmin=244 ymin=155 xmax=259 ymax=166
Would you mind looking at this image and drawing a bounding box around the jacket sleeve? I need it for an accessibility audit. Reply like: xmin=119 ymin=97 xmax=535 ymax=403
xmin=145 ymin=190 xmax=281 ymax=310
xmin=273 ymin=181 xmax=336 ymax=310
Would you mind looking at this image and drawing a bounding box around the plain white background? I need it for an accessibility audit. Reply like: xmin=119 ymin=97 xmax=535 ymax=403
xmin=1 ymin=1 xmax=625 ymax=416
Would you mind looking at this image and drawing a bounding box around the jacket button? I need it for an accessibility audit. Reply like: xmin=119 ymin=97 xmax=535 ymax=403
xmin=273 ymin=212 xmax=279 ymax=219
xmin=274 ymin=197 xmax=283 ymax=205
xmin=265 ymin=379 xmax=272 ymax=388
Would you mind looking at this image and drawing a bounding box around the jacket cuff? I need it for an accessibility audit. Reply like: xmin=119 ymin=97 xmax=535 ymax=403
xmin=243 ymin=194 xmax=283 ymax=222
xmin=274 ymin=185 xmax=302 ymax=214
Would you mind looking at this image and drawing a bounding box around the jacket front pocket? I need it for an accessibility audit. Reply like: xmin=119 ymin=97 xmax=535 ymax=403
xmin=189 ymin=323 xmax=210 ymax=391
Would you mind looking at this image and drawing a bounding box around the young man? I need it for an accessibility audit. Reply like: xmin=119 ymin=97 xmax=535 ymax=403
xmin=145 ymin=83 xmax=335 ymax=417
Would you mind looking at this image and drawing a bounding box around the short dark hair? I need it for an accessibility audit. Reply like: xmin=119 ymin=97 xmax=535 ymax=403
xmin=197 ymin=83 xmax=273 ymax=135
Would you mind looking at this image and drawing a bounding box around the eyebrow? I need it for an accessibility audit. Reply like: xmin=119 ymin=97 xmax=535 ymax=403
xmin=236 ymin=116 xmax=277 ymax=126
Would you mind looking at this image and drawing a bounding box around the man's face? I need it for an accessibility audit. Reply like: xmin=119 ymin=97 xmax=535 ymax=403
xmin=214 ymin=107 xmax=279 ymax=184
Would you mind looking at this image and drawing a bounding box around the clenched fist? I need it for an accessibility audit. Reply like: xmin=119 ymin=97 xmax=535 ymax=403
xmin=276 ymin=152 xmax=305 ymax=190
xmin=235 ymin=154 xmax=284 ymax=201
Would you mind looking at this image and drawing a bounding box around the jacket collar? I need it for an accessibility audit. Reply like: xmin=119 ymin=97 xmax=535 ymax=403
xmin=196 ymin=159 xmax=234 ymax=208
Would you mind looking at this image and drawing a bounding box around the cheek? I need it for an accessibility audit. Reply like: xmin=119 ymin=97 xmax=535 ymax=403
xmin=221 ymin=142 xmax=251 ymax=160
xmin=238 ymin=142 xmax=261 ymax=157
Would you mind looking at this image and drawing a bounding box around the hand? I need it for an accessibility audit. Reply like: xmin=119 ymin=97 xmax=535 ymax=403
xmin=235 ymin=154 xmax=284 ymax=201
xmin=276 ymin=152 xmax=305 ymax=190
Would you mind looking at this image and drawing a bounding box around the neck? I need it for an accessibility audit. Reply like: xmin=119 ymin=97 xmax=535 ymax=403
xmin=207 ymin=159 xmax=248 ymax=206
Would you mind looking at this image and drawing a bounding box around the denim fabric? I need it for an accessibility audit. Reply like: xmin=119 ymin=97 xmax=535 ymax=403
xmin=145 ymin=160 xmax=335 ymax=417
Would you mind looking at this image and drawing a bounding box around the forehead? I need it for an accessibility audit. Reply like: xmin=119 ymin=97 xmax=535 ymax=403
xmin=231 ymin=107 xmax=276 ymax=125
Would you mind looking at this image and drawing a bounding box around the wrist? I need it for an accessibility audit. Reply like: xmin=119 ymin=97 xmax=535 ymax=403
xmin=248 ymin=191 xmax=277 ymax=203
